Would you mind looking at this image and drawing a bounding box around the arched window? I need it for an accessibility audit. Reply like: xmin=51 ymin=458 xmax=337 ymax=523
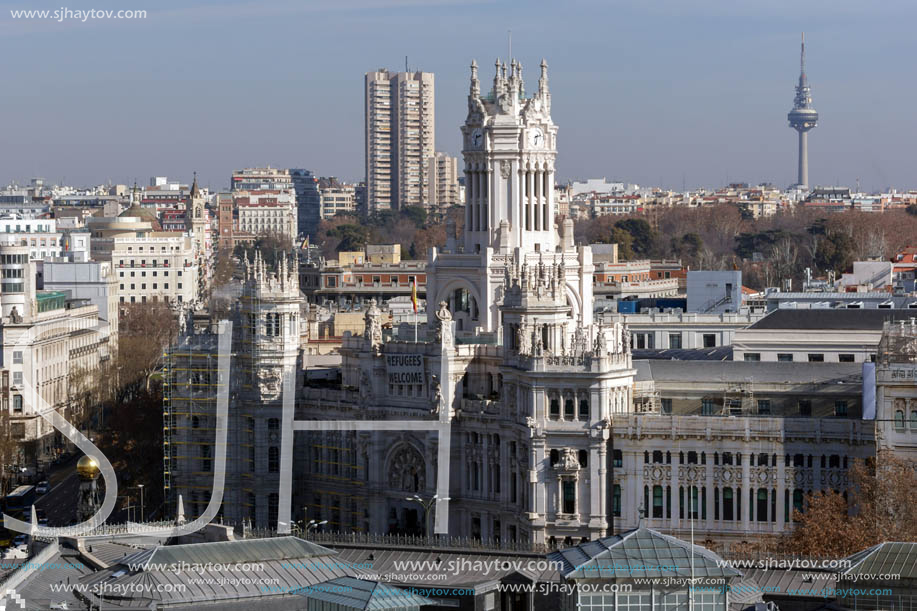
xmin=550 ymin=399 xmax=560 ymax=419
xmin=191 ymin=416 xmax=200 ymax=429
xmin=757 ymin=488 xmax=768 ymax=522
xmin=911 ymin=410 xmax=917 ymax=430
xmin=578 ymin=399 xmax=589 ymax=420
xmin=687 ymin=451 xmax=698 ymax=465
xmin=794 ymin=454 xmax=805 ymax=467
xmin=652 ymin=485 xmax=663 ymax=518
xmin=564 ymin=399 xmax=575 ymax=420
xmin=722 ymin=452 xmax=733 ymax=465
xmin=578 ymin=450 xmax=588 ymax=468
xmin=268 ymin=446 xmax=279 ymax=473
xmin=268 ymin=493 xmax=279 ymax=527
xmin=723 ymin=487 xmax=734 ymax=521
xmin=793 ymin=489 xmax=804 ymax=514
xmin=666 ymin=451 xmax=672 ymax=464
xmin=829 ymin=455 xmax=840 ymax=468
xmin=895 ymin=410 xmax=906 ymax=430
xmin=201 ymin=444 xmax=211 ymax=473
xmin=550 ymin=449 xmax=559 ymax=466
xmin=613 ymin=449 xmax=623 ymax=468
xmin=758 ymin=453 xmax=769 ymax=467
xmin=644 ymin=451 xmax=649 ymax=464
xmin=652 ymin=450 xmax=663 ymax=464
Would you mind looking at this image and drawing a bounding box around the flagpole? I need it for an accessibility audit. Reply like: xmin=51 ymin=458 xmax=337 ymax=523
xmin=412 ymin=280 xmax=418 ymax=343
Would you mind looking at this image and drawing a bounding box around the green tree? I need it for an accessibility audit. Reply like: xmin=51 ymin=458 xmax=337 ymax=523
xmin=328 ymin=224 xmax=371 ymax=252
xmin=815 ymin=231 xmax=856 ymax=274
xmin=400 ymin=206 xmax=427 ymax=228
xmin=610 ymin=227 xmax=635 ymax=260
xmin=614 ymin=218 xmax=656 ymax=257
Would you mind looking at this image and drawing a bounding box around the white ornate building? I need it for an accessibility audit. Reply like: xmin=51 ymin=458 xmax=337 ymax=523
xmin=167 ymin=59 xmax=876 ymax=548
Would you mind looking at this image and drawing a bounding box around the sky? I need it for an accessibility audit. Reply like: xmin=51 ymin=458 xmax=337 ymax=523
xmin=1 ymin=0 xmax=916 ymax=193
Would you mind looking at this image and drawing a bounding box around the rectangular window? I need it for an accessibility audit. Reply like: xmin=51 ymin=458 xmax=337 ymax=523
xmin=838 ymin=354 xmax=855 ymax=363
xmin=12 ymin=372 xmax=22 ymax=386
xmin=668 ymin=333 xmax=682 ymax=350
xmin=799 ymin=400 xmax=812 ymax=417
xmin=13 ymin=395 xmax=22 ymax=412
xmin=757 ymin=399 xmax=771 ymax=415
xmin=807 ymin=354 xmax=824 ymax=362
xmin=701 ymin=399 xmax=715 ymax=415
xmin=703 ymin=334 xmax=716 ymax=348
xmin=834 ymin=400 xmax=848 ymax=417
xmin=12 ymin=351 xmax=22 ymax=364
xmin=777 ymin=353 xmax=793 ymax=362
xmin=562 ymin=480 xmax=576 ymax=514
xmin=744 ymin=353 xmax=761 ymax=362
xmin=661 ymin=398 xmax=672 ymax=414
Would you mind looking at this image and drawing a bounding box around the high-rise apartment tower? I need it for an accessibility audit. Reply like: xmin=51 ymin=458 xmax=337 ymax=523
xmin=365 ymin=69 xmax=435 ymax=213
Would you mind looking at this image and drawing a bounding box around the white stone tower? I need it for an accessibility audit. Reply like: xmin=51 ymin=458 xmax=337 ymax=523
xmin=427 ymin=58 xmax=594 ymax=339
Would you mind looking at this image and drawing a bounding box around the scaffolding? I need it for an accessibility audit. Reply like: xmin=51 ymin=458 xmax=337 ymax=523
xmin=721 ymin=378 xmax=755 ymax=416
xmin=162 ymin=334 xmax=222 ymax=514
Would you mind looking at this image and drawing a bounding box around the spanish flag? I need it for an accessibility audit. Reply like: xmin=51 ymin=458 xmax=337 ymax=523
xmin=411 ymin=280 xmax=418 ymax=313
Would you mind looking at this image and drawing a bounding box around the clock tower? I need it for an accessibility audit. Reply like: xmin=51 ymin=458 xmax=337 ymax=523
xmin=426 ymin=58 xmax=594 ymax=339
xmin=461 ymin=58 xmax=557 ymax=254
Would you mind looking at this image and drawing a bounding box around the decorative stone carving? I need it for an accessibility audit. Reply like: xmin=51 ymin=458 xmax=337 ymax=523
xmin=388 ymin=444 xmax=426 ymax=493
xmin=500 ymin=160 xmax=511 ymax=179
xmin=364 ymin=299 xmax=383 ymax=353
xmin=430 ymin=375 xmax=443 ymax=415
xmin=434 ymin=301 xmax=453 ymax=347
xmin=558 ymin=448 xmax=580 ymax=472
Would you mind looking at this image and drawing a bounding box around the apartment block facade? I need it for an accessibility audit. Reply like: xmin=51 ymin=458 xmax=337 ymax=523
xmin=365 ymin=69 xmax=435 ymax=213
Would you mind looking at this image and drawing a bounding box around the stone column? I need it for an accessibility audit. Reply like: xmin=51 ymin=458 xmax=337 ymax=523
xmin=531 ymin=170 xmax=541 ymax=231
xmin=477 ymin=169 xmax=485 ymax=232
xmin=672 ymin=457 xmax=681 ymax=531
xmin=465 ymin=169 xmax=472 ymax=234
xmin=705 ymin=458 xmax=714 ymax=530
xmin=482 ymin=169 xmax=489 ymax=232
xmin=742 ymin=454 xmax=751 ymax=530
xmin=526 ymin=169 xmax=534 ymax=232
xmin=777 ymin=457 xmax=786 ymax=528
xmin=546 ymin=167 xmax=554 ymax=232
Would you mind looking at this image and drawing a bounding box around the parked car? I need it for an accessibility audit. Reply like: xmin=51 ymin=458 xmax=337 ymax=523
xmin=35 ymin=481 xmax=49 ymax=495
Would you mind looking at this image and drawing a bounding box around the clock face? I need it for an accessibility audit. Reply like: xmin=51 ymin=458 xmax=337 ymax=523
xmin=470 ymin=128 xmax=483 ymax=149
xmin=529 ymin=128 xmax=544 ymax=149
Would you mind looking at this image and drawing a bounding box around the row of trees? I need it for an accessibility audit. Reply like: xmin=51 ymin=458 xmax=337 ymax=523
xmin=316 ymin=206 xmax=464 ymax=260
xmin=574 ymin=205 xmax=917 ymax=289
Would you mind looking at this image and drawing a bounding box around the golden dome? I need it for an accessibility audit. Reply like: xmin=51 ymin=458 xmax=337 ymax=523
xmin=77 ymin=455 xmax=100 ymax=480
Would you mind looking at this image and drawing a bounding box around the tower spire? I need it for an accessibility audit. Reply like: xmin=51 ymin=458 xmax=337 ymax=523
xmin=799 ymin=32 xmax=807 ymax=87
xmin=470 ymin=59 xmax=480 ymax=98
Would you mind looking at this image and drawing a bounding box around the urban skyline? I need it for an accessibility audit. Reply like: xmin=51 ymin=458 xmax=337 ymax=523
xmin=2 ymin=0 xmax=917 ymax=192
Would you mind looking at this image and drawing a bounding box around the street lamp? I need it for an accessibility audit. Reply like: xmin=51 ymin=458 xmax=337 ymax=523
xmin=305 ymin=519 xmax=327 ymax=533
xmin=137 ymin=484 xmax=145 ymax=523
xmin=405 ymin=494 xmax=449 ymax=537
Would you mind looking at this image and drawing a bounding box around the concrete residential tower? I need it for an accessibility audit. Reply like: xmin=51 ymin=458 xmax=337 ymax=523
xmin=364 ymin=69 xmax=435 ymax=213
xmin=787 ymin=33 xmax=818 ymax=189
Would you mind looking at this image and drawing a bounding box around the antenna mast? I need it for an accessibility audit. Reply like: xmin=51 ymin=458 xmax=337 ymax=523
xmin=800 ymin=32 xmax=806 ymax=75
